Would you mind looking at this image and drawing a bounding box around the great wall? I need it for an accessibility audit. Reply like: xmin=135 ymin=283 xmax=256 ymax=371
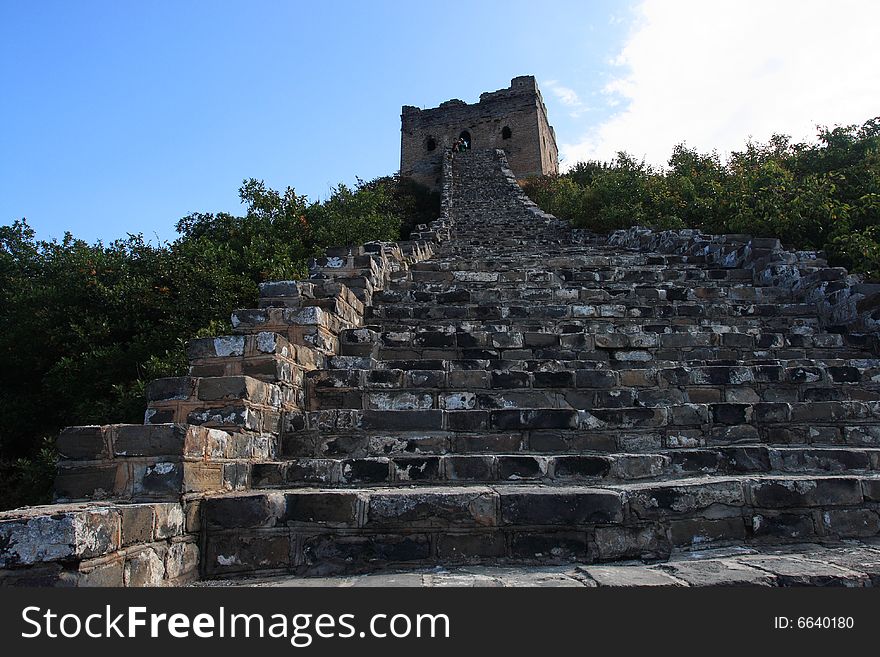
xmin=3 ymin=78 xmax=880 ymax=587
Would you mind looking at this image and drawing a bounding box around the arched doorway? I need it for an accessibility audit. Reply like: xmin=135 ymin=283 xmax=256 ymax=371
xmin=458 ymin=130 xmax=472 ymax=150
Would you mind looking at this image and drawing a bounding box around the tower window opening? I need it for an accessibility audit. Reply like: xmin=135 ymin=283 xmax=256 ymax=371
xmin=501 ymin=126 xmax=512 ymax=139
xmin=426 ymin=137 xmax=437 ymax=151
xmin=458 ymin=131 xmax=471 ymax=149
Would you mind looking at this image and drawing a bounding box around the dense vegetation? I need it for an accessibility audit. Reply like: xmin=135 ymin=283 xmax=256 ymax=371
xmin=0 ymin=175 xmax=438 ymax=510
xmin=524 ymin=117 xmax=880 ymax=278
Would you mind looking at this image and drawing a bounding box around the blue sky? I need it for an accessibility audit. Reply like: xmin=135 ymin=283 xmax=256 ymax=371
xmin=2 ymin=1 xmax=877 ymax=245
xmin=0 ymin=0 xmax=630 ymax=243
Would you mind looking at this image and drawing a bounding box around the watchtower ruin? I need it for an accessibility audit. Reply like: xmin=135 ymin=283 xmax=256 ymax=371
xmin=400 ymin=75 xmax=559 ymax=189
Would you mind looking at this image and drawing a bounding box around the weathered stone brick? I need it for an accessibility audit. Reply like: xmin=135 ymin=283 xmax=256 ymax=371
xmin=576 ymin=369 xmax=618 ymax=388
xmin=751 ymin=512 xmax=816 ymax=539
xmin=443 ymin=455 xmax=494 ymax=481
xmin=822 ymin=509 xmax=880 ymax=538
xmin=285 ymin=491 xmax=364 ymax=525
xmin=56 ymin=426 xmax=108 ymax=460
xmin=593 ymin=524 xmax=671 ymax=561
xmin=750 ymin=478 xmax=863 ymax=508
xmin=367 ymin=488 xmax=498 ymax=528
xmin=165 ymin=542 xmax=200 ymax=580
xmin=124 ymin=548 xmax=166 ymax=587
xmin=500 ymin=488 xmax=623 ymax=525
xmin=490 ymin=370 xmax=530 ymax=388
xmin=552 ymin=455 xmax=611 ymax=479
xmin=497 ymin=455 xmax=547 ymax=480
xmin=54 ymin=465 xmax=120 ymax=499
xmin=437 ymin=532 xmax=506 ymax=559
xmin=447 ymin=410 xmax=490 ymax=431
xmin=391 ymin=457 xmax=441 ymax=482
xmin=205 ymin=532 xmax=291 ymax=574
xmin=510 ymin=531 xmax=588 ymax=559
xmin=121 ymin=505 xmax=155 ymax=545
xmin=491 ymin=409 xmax=578 ymax=430
xmin=361 ymin=409 xmax=443 ymax=430
xmin=0 ymin=509 xmax=121 ymax=567
xmin=300 ymin=533 xmax=430 ymax=571
xmin=202 ymin=493 xmax=285 ymax=529
xmin=627 ymin=480 xmax=745 ymax=519
xmin=711 ymin=403 xmax=753 ymax=425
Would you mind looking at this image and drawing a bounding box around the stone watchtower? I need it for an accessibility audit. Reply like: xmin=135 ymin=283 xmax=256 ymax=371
xmin=400 ymin=75 xmax=559 ymax=189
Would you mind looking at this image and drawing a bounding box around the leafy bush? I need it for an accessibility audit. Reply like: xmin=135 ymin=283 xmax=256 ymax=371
xmin=524 ymin=116 xmax=880 ymax=274
xmin=0 ymin=175 xmax=437 ymax=509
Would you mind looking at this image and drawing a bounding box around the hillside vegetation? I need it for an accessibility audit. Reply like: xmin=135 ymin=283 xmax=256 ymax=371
xmin=0 ymin=176 xmax=438 ymax=509
xmin=524 ymin=117 xmax=880 ymax=278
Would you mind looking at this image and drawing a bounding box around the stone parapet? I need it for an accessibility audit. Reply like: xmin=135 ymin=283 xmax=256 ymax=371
xmin=0 ymin=500 xmax=197 ymax=586
xmin=608 ymin=226 xmax=880 ymax=336
xmin=53 ymin=424 xmax=255 ymax=501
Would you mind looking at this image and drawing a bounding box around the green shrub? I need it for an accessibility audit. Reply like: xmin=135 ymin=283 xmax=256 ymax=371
xmin=0 ymin=174 xmax=436 ymax=509
xmin=525 ymin=116 xmax=880 ymax=275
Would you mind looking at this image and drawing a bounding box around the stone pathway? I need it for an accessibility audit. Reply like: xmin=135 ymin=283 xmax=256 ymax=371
xmin=195 ymin=540 xmax=880 ymax=587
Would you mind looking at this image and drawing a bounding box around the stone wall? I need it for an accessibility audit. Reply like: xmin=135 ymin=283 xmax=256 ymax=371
xmin=0 ymin=223 xmax=446 ymax=586
xmin=608 ymin=226 xmax=880 ymax=337
xmin=0 ymin=501 xmax=198 ymax=586
xmin=400 ymin=76 xmax=558 ymax=189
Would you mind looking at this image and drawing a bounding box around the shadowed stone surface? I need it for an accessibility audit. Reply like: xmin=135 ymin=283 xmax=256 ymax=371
xmin=193 ymin=541 xmax=880 ymax=587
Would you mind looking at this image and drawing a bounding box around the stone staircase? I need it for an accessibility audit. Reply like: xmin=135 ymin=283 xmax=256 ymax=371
xmin=4 ymin=148 xmax=880 ymax=585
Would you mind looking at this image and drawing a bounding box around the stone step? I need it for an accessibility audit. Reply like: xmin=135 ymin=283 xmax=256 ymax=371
xmin=185 ymin=332 xmax=324 ymax=383
xmin=145 ymin=375 xmax=290 ymax=434
xmin=193 ymin=542 xmax=880 ymax=587
xmin=0 ymin=500 xmax=197 ymax=586
xmin=402 ymin=270 xmax=765 ymax=287
xmin=199 ymin=474 xmax=880 ymax=576
xmin=369 ymin=317 xmax=831 ymax=331
xmin=281 ymin=403 xmax=880 ymax=459
xmin=250 ymin=446 xmax=880 ymax=489
xmin=367 ymin=314 xmax=839 ymax=330
xmin=409 ymin=253 xmax=695 ymax=264
xmin=53 ymin=423 xmax=258 ymax=501
xmin=296 ymin=402 xmax=880 ymax=431
xmin=408 ymin=254 xmax=711 ymax=269
xmin=375 ymin=285 xmax=789 ymax=305
xmin=367 ymin=302 xmax=824 ymax=322
xmin=366 ymin=327 xmax=874 ymax=357
xmin=147 ymin=400 xmax=284 ymax=435
xmin=250 ymin=453 xmax=672 ymax=487
xmin=340 ymin=323 xmax=874 ymax=361
xmin=359 ymin=346 xmax=872 ymax=364
xmin=403 ymin=262 xmax=769 ymax=276
xmin=311 ymin=384 xmax=880 ymax=411
xmin=342 ymin=327 xmax=863 ymax=350
xmin=320 ymin=356 xmax=880 ymax=377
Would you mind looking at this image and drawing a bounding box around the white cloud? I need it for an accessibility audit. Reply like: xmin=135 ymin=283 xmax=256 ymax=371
xmin=544 ymin=80 xmax=591 ymax=118
xmin=561 ymin=0 xmax=880 ymax=169
xmin=545 ymin=80 xmax=582 ymax=106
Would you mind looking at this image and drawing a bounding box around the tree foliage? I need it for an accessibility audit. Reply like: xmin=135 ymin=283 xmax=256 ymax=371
xmin=0 ymin=175 xmax=437 ymax=509
xmin=524 ymin=117 xmax=880 ymax=276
